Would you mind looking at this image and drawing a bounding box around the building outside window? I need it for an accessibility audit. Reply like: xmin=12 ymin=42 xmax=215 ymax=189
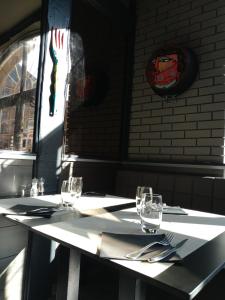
xmin=0 ymin=34 xmax=40 ymax=152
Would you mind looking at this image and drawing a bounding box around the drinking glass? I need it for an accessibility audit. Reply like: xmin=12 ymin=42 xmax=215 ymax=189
xmin=136 ymin=186 xmax=153 ymax=215
xmin=140 ymin=193 xmax=163 ymax=234
xmin=61 ymin=180 xmax=73 ymax=208
xmin=71 ymin=177 xmax=83 ymax=199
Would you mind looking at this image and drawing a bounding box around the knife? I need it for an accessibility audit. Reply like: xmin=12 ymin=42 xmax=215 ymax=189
xmin=147 ymin=239 xmax=188 ymax=263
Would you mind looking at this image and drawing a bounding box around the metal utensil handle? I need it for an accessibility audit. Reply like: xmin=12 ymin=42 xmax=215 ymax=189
xmin=148 ymin=247 xmax=176 ymax=262
xmin=126 ymin=241 xmax=158 ymax=259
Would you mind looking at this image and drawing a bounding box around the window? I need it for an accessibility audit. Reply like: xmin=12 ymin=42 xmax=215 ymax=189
xmin=0 ymin=34 xmax=40 ymax=151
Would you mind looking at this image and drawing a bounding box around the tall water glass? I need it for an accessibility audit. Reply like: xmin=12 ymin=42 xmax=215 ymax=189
xmin=140 ymin=193 xmax=163 ymax=234
xmin=71 ymin=177 xmax=83 ymax=199
xmin=61 ymin=180 xmax=73 ymax=208
xmin=136 ymin=186 xmax=153 ymax=215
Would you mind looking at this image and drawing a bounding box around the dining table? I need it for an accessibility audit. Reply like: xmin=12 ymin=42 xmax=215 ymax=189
xmin=1 ymin=195 xmax=225 ymax=300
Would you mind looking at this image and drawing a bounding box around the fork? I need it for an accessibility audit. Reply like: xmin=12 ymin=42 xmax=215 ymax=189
xmin=49 ymin=27 xmax=64 ymax=116
xmin=125 ymin=233 xmax=174 ymax=260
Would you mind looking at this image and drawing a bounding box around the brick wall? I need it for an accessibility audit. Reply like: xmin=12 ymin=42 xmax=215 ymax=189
xmin=66 ymin=2 xmax=126 ymax=160
xmin=129 ymin=0 xmax=225 ymax=164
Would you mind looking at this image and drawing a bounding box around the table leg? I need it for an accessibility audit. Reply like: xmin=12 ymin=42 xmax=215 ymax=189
xmin=22 ymin=232 xmax=58 ymax=300
xmin=119 ymin=273 xmax=146 ymax=300
xmin=66 ymin=248 xmax=81 ymax=300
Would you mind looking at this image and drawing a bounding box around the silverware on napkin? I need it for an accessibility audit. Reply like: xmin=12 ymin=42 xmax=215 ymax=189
xmin=147 ymin=239 xmax=188 ymax=263
xmin=125 ymin=233 xmax=174 ymax=260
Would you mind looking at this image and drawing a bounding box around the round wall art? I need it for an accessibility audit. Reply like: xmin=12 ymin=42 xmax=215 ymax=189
xmin=145 ymin=47 xmax=198 ymax=98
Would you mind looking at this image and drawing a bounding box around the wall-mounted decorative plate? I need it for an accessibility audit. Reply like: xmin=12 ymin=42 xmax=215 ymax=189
xmin=146 ymin=47 xmax=198 ymax=98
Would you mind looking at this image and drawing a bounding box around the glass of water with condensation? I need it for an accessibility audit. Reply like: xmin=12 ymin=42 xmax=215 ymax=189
xmin=140 ymin=194 xmax=163 ymax=234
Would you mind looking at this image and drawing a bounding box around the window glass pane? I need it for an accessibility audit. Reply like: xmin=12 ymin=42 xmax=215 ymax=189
xmin=0 ymin=34 xmax=40 ymax=152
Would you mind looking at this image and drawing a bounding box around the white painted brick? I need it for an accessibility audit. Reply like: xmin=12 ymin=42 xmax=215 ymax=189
xmin=152 ymin=108 xmax=173 ymax=116
xmin=199 ymin=61 xmax=214 ymax=71
xmin=191 ymin=27 xmax=215 ymax=40
xmin=194 ymin=43 xmax=215 ymax=55
xmin=133 ymin=76 xmax=144 ymax=84
xmin=202 ymin=15 xmax=225 ymax=28
xmin=163 ymin=115 xmax=185 ymax=123
xmin=201 ymin=102 xmax=225 ymax=112
xmin=128 ymin=0 xmax=225 ymax=163
xmin=142 ymin=102 xmax=162 ymax=110
xmin=150 ymin=155 xmax=171 ymax=160
xmin=150 ymin=139 xmax=171 ymax=146
xmin=204 ymin=0 xmax=225 ymax=12
xmin=161 ymin=131 xmax=185 ymax=139
xmin=167 ymin=20 xmax=190 ymax=33
xmin=128 ymin=147 xmax=140 ymax=154
xmin=214 ymin=93 xmax=225 ymax=102
xmin=197 ymin=138 xmax=223 ymax=146
xmin=187 ymin=95 xmax=212 ymax=105
xmin=191 ymin=78 xmax=213 ymax=88
xmin=131 ymin=104 xmax=142 ymax=112
xmin=216 ymin=40 xmax=225 ymax=50
xmin=201 ymin=49 xmax=225 ymax=61
xmin=212 ymin=129 xmax=225 ymax=137
xmin=191 ymin=10 xmax=216 ymax=24
xmin=173 ymin=122 xmax=197 ymax=130
xmin=199 ymin=85 xmax=225 ymax=96
xmin=131 ymin=110 xmax=150 ymax=118
xmin=129 ymin=140 xmax=149 ymax=147
xmin=175 ymin=88 xmax=198 ymax=98
xmin=213 ymin=111 xmax=225 ymax=120
xmin=130 ymin=125 xmax=149 ymax=133
xmin=132 ymin=96 xmax=150 ymax=104
xmin=134 ymin=55 xmax=148 ymax=64
xmin=142 ymin=116 xmax=161 ymax=125
xmin=217 ymin=23 xmax=225 ymax=33
xmin=211 ymin=147 xmax=224 ymax=155
xmin=168 ymin=3 xmax=191 ymax=17
xmin=163 ymin=99 xmax=186 ymax=108
xmin=135 ymin=48 xmax=145 ymax=57
xmin=197 ymin=156 xmax=223 ymax=163
xmin=186 ymin=112 xmax=211 ymax=121
xmin=152 ymin=94 xmax=164 ymax=102
xmin=161 ymin=147 xmax=183 ymax=155
xmin=184 ymin=147 xmax=210 ymax=155
xmin=141 ymin=132 xmax=160 ymax=139
xmin=129 ymin=153 xmax=148 ymax=159
xmin=129 ymin=133 xmax=140 ymax=140
xmin=185 ymin=129 xmax=211 ymax=138
xmin=130 ymin=119 xmax=141 ymax=126
xmin=217 ymin=5 xmax=225 ymax=16
xmin=198 ymin=120 xmax=225 ymax=129
xmin=215 ymin=57 xmax=225 ymax=68
xmin=151 ymin=123 xmax=172 ymax=131
xmin=176 ymin=23 xmax=201 ymax=36
xmin=132 ymin=90 xmax=143 ymax=98
xmin=215 ymin=76 xmax=225 ymax=85
xmin=174 ymin=106 xmax=197 ymax=115
xmin=140 ymin=147 xmax=160 ymax=154
xmin=171 ymin=155 xmax=195 ymax=162
xmin=144 ymin=89 xmax=155 ymax=96
xmin=200 ymin=67 xmax=224 ymax=79
xmin=172 ymin=139 xmax=196 ymax=147
xmin=134 ymin=69 xmax=145 ymax=77
xmin=192 ymin=0 xmax=213 ymax=9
